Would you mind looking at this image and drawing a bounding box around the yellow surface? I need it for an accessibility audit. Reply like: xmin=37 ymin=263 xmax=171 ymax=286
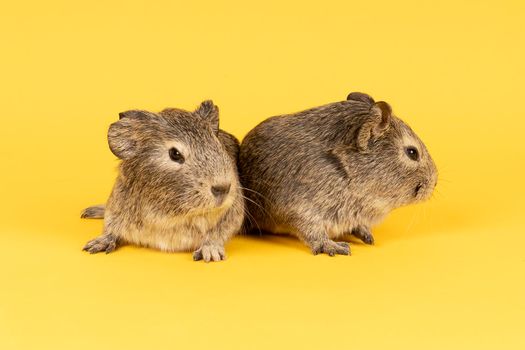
xmin=1 ymin=1 xmax=524 ymax=349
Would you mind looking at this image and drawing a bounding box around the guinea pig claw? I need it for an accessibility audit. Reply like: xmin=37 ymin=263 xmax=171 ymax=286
xmin=310 ymin=239 xmax=350 ymax=256
xmin=82 ymin=233 xmax=118 ymax=255
xmin=192 ymin=250 xmax=203 ymax=261
xmin=363 ymin=235 xmax=374 ymax=245
xmin=193 ymin=244 xmax=226 ymax=263
xmin=351 ymin=227 xmax=375 ymax=245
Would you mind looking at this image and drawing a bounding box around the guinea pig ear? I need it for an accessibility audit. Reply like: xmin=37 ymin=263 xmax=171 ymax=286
xmin=108 ymin=110 xmax=151 ymax=159
xmin=195 ymin=100 xmax=219 ymax=133
xmin=347 ymin=92 xmax=375 ymax=105
xmin=356 ymin=101 xmax=392 ymax=151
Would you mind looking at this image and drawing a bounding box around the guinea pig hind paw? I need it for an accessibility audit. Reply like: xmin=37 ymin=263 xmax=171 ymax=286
xmin=310 ymin=240 xmax=350 ymax=256
xmin=82 ymin=234 xmax=118 ymax=254
xmin=362 ymin=235 xmax=374 ymax=245
xmin=351 ymin=227 xmax=375 ymax=245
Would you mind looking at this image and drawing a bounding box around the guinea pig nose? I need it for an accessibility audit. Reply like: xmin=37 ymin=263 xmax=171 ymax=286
xmin=414 ymin=183 xmax=423 ymax=197
xmin=211 ymin=184 xmax=231 ymax=198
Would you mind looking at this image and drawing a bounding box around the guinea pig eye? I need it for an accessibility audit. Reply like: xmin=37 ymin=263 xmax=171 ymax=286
xmin=169 ymin=147 xmax=185 ymax=164
xmin=404 ymin=146 xmax=420 ymax=161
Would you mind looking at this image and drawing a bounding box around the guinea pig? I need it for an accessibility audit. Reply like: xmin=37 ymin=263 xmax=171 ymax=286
xmin=81 ymin=100 xmax=244 ymax=262
xmin=239 ymin=92 xmax=437 ymax=256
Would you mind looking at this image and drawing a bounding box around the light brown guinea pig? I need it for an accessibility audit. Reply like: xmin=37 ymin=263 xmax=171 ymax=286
xmin=81 ymin=101 xmax=244 ymax=262
xmin=239 ymin=92 xmax=437 ymax=256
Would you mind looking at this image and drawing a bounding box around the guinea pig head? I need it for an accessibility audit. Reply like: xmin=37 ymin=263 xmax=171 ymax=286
xmin=344 ymin=92 xmax=438 ymax=208
xmin=108 ymin=100 xmax=237 ymax=215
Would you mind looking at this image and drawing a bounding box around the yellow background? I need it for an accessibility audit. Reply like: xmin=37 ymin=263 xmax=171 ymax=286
xmin=1 ymin=1 xmax=524 ymax=349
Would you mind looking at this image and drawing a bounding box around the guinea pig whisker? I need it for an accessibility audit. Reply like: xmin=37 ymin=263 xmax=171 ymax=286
xmin=240 ymin=194 xmax=279 ymax=228
xmin=432 ymin=187 xmax=445 ymax=199
xmin=242 ymin=206 xmax=262 ymax=235
xmin=241 ymin=199 xmax=264 ymax=234
xmin=239 ymin=186 xmax=277 ymax=206
xmin=241 ymin=178 xmax=278 ymax=192
xmin=241 ymin=194 xmax=272 ymax=218
xmin=239 ymin=184 xmax=281 ymax=229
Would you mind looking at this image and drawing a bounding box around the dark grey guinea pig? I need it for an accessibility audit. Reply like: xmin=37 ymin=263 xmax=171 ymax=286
xmin=239 ymin=92 xmax=437 ymax=256
xmin=81 ymin=101 xmax=244 ymax=262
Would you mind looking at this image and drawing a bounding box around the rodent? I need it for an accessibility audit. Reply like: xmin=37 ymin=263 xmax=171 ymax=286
xmin=81 ymin=100 xmax=244 ymax=262
xmin=238 ymin=92 xmax=437 ymax=256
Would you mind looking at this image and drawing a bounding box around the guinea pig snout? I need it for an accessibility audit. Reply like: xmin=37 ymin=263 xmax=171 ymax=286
xmin=211 ymin=183 xmax=231 ymax=204
xmin=414 ymin=176 xmax=436 ymax=201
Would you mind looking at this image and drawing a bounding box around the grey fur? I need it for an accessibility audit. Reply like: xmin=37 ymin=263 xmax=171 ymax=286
xmin=82 ymin=101 xmax=244 ymax=262
xmin=239 ymin=92 xmax=437 ymax=255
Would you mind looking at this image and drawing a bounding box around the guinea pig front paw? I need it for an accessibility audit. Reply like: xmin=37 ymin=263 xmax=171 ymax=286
xmin=310 ymin=239 xmax=350 ymax=256
xmin=193 ymin=244 xmax=226 ymax=263
xmin=83 ymin=233 xmax=118 ymax=254
xmin=351 ymin=227 xmax=375 ymax=245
